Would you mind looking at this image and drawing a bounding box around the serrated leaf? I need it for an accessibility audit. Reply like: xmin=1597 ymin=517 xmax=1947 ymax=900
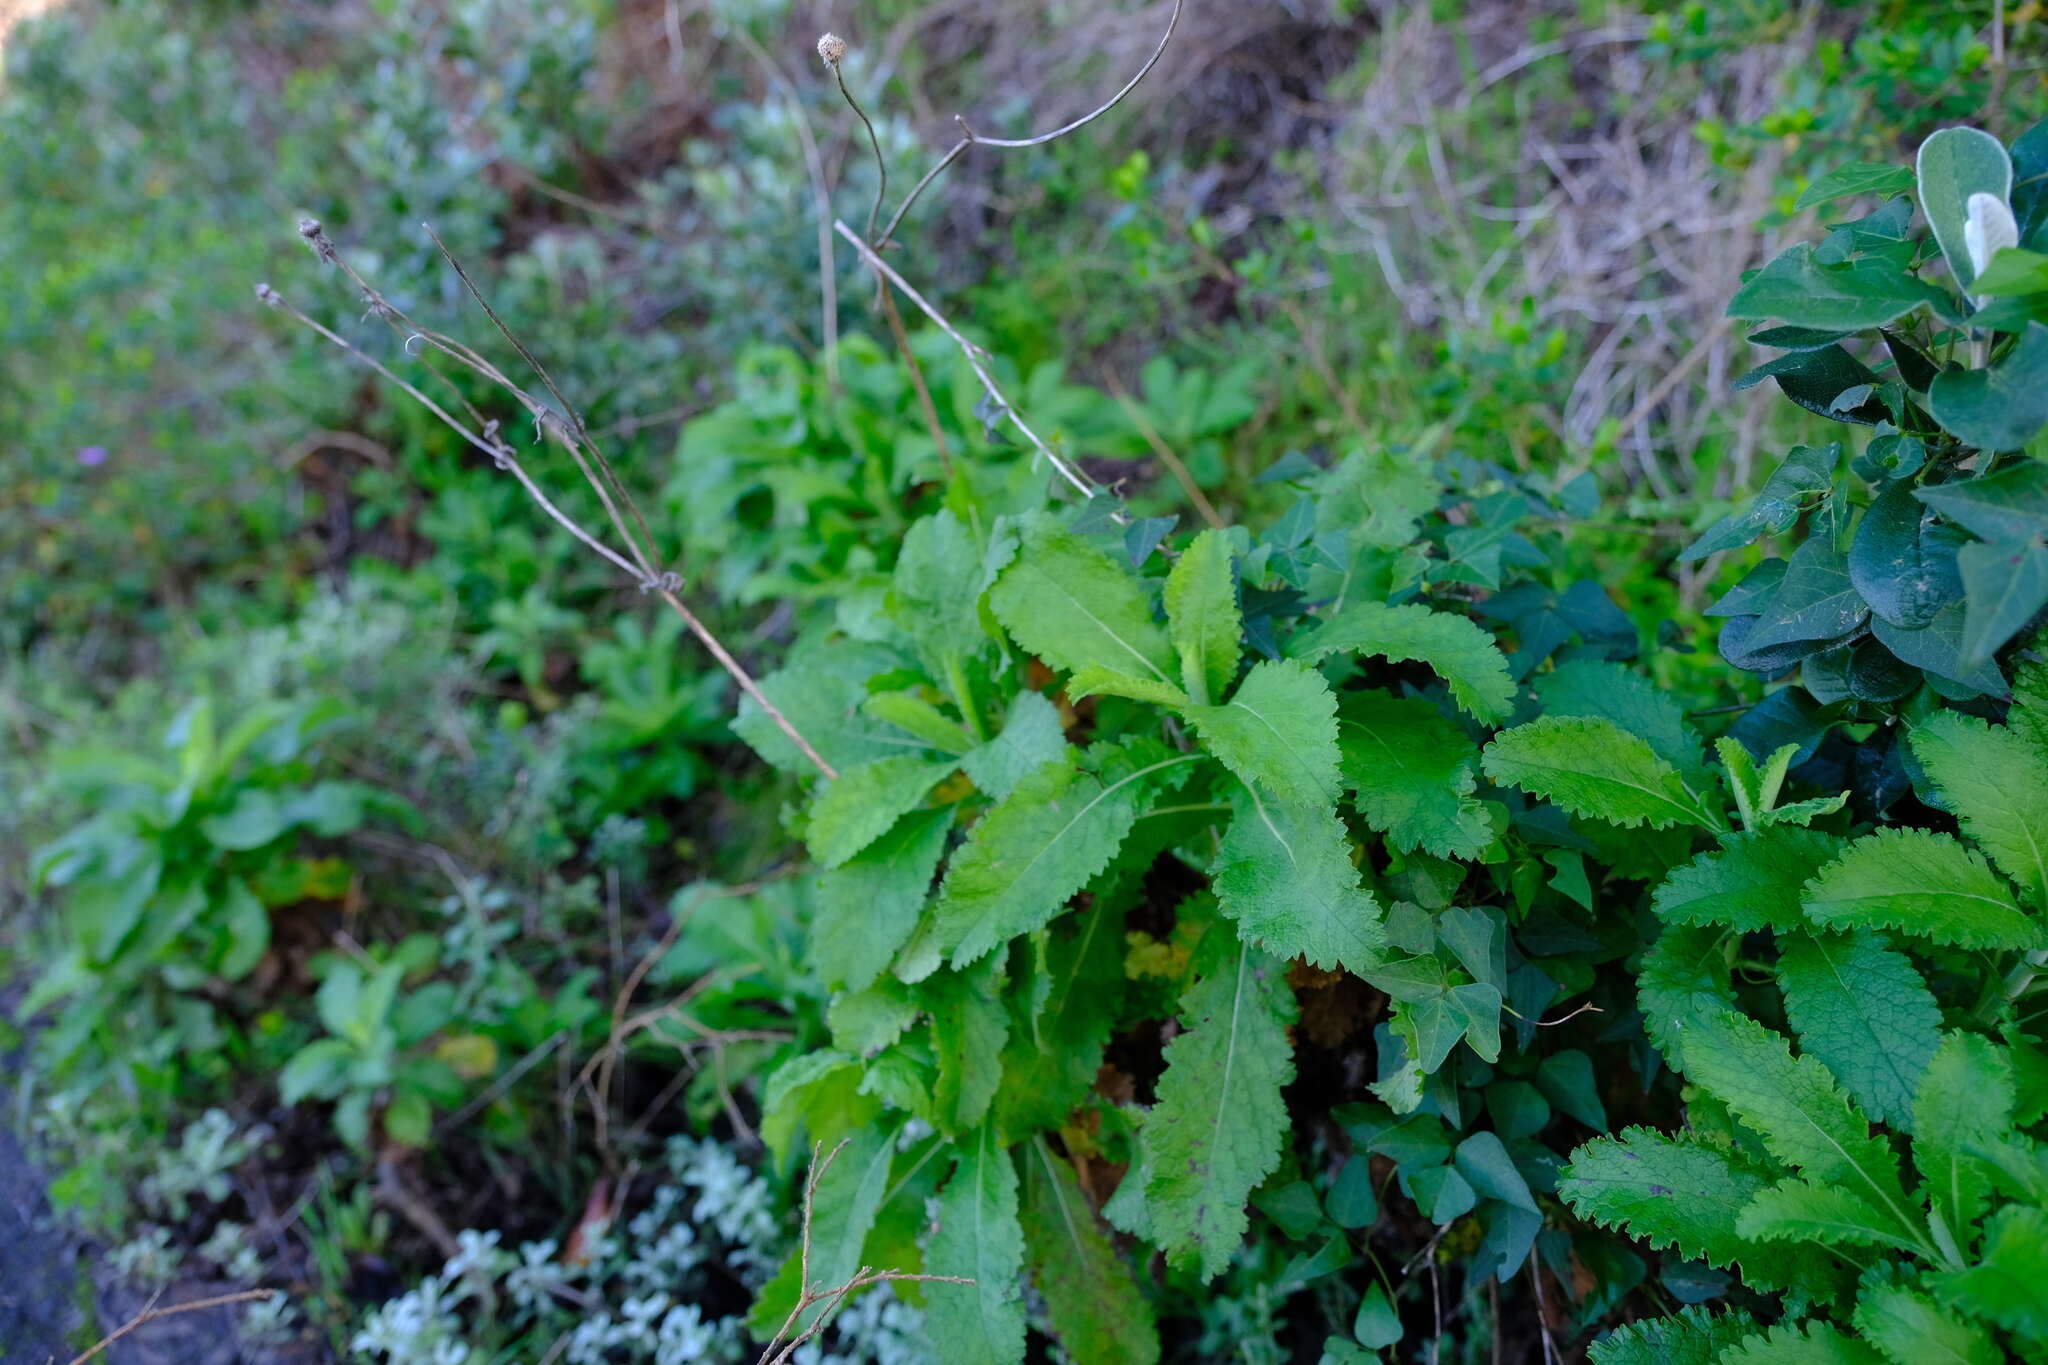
xmin=1213 ymin=783 xmax=1383 ymax=973
xmin=1717 ymin=1320 xmax=1885 ymax=1365
xmin=1726 ymin=242 xmax=1950 ymax=330
xmin=1336 ymin=691 xmax=1493 ymax=858
xmin=934 ymin=745 xmax=1194 ymax=966
xmin=1185 ymin=659 xmax=1343 ymax=806
xmin=1802 ymin=828 xmax=2040 ymax=949
xmin=1067 ymin=665 xmax=1189 ymax=708
xmin=1919 ymin=126 xmax=2014 ymax=292
xmin=1679 ymin=444 xmax=1839 ymax=562
xmin=1776 ymin=929 xmax=1940 ymax=1129
xmin=1928 ymin=1204 xmax=2048 ymax=1341
xmin=928 ymin=957 xmax=1008 ymax=1136
xmin=1736 ymin=1178 xmax=1924 ymax=1252
xmin=1584 ymin=1306 xmax=1760 ymax=1365
xmin=925 ymin=1127 xmax=1026 ymax=1365
xmin=988 ymin=517 xmax=1175 ymax=685
xmin=1910 ymin=709 xmax=2048 ymax=908
xmin=1482 ymin=715 xmax=1723 ymax=831
xmin=996 ymin=901 xmax=1125 ymax=1135
xmin=1912 ymin=1032 xmax=2016 ymax=1236
xmin=1021 ymin=1139 xmax=1159 ymax=1365
xmin=1535 ymin=659 xmax=1705 ymax=784
xmin=1289 ymin=600 xmax=1515 ymax=721
xmin=814 ymin=807 xmax=953 ymax=992
xmin=1165 ymin=528 xmax=1241 ymax=706
xmin=893 ymin=509 xmax=988 ymax=675
xmin=960 ymin=691 xmax=1068 ymax=802
xmin=1853 ymin=1281 xmax=2002 ymax=1365
xmin=1928 ymin=323 xmax=2048 ymax=451
xmin=1652 ymin=826 xmax=1844 ymax=933
xmin=1141 ymin=931 xmax=1298 ymax=1280
xmin=1636 ymin=927 xmax=1737 ymax=1069
xmin=748 ymin=1118 xmax=903 ymax=1337
xmin=808 ymin=756 xmax=958 ymax=868
xmin=735 ymin=642 xmax=920 ymax=774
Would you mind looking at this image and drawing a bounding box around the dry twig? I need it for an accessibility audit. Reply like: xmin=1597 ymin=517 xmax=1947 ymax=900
xmin=63 ymin=1288 xmax=279 ymax=1365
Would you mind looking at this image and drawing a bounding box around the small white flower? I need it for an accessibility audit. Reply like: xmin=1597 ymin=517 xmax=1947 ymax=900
xmin=1964 ymin=191 xmax=2019 ymax=295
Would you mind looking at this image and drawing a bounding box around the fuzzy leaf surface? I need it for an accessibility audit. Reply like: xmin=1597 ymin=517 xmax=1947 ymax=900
xmin=808 ymin=756 xmax=958 ymax=868
xmin=1584 ymin=1307 xmax=1759 ymax=1365
xmin=1909 ymin=709 xmax=2048 ymax=909
xmin=1184 ymin=659 xmax=1343 ymax=806
xmin=1483 ymin=715 xmax=1721 ymax=830
xmin=988 ymin=518 xmax=1174 ymax=684
xmin=814 ymin=807 xmax=953 ymax=992
xmin=1776 ymin=929 xmax=1940 ymax=1129
xmin=1212 ymin=783 xmax=1383 ymax=973
xmin=1652 ymin=826 xmax=1843 ymax=932
xmin=1336 ymin=690 xmax=1493 ymax=858
xmin=1165 ymin=528 xmax=1241 ymax=706
xmin=1853 ymin=1281 xmax=2002 ymax=1365
xmin=925 ymin=1127 xmax=1027 ymax=1365
xmin=1289 ymin=599 xmax=1515 ymax=721
xmin=1021 ymin=1140 xmax=1160 ymax=1365
xmin=1802 ymin=828 xmax=2040 ymax=948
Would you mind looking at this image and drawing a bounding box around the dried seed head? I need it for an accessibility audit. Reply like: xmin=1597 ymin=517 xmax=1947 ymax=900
xmin=254 ymin=282 xmax=282 ymax=309
xmin=816 ymin=33 xmax=847 ymax=68
xmin=298 ymin=217 xmax=337 ymax=263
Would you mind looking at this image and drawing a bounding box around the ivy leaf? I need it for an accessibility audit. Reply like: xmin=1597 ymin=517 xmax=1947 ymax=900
xmin=1802 ymin=828 xmax=2041 ymax=949
xmin=1726 ymin=242 xmax=1950 ymax=331
xmin=1165 ymin=527 xmax=1242 ymax=706
xmin=1853 ymin=1281 xmax=2003 ymax=1365
xmin=1736 ymin=1179 xmax=1920 ymax=1252
xmin=1913 ymin=1032 xmax=2015 ymax=1237
xmin=1956 ymin=536 xmax=2048 ymax=664
xmin=1140 ymin=930 xmax=1298 ymax=1280
xmin=1775 ymin=929 xmax=1940 ymax=1130
xmin=1021 ymin=1139 xmax=1160 ymax=1365
xmin=927 ymin=957 xmax=1009 ymax=1136
xmin=1915 ymin=460 xmax=2048 ymax=544
xmin=1717 ymin=1320 xmax=1885 ymax=1365
xmin=934 ymin=745 xmax=1192 ymax=966
xmin=1743 ymin=538 xmax=1868 ymax=650
xmin=925 ymin=1127 xmax=1027 ymax=1365
xmin=1849 ymin=483 xmax=1965 ymax=630
xmin=1584 ymin=1306 xmax=1761 ymax=1365
xmin=1870 ymin=602 xmax=2009 ymax=697
xmin=988 ymin=517 xmax=1175 ymax=685
xmin=1289 ymin=600 xmax=1515 ymax=722
xmin=1213 ymin=783 xmax=1383 ymax=974
xmin=1909 ymin=709 xmax=2048 ymax=908
xmin=1928 ymin=1204 xmax=2048 ymax=1341
xmin=1678 ymin=444 xmax=1839 ymax=563
xmin=1482 ymin=715 xmax=1724 ymax=831
xmin=814 ymin=807 xmax=952 ymax=993
xmin=1336 ymin=691 xmax=1494 ymax=858
xmin=996 ymin=901 xmax=1126 ymax=1135
xmin=808 ymin=756 xmax=958 ymax=868
xmin=1928 ymin=323 xmax=2048 ymax=452
xmin=1185 ymin=659 xmax=1343 ymax=806
xmin=1918 ymin=125 xmax=2013 ymax=292
xmin=960 ymin=691 xmax=1068 ymax=802
xmin=1652 ymin=826 xmax=1844 ymax=932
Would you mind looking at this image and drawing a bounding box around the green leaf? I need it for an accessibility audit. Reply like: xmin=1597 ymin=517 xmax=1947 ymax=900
xmin=1289 ymin=600 xmax=1515 ymax=722
xmin=1871 ymin=602 xmax=2009 ymax=697
xmin=814 ymin=807 xmax=953 ymax=992
xmin=1185 ymin=659 xmax=1343 ymax=806
xmin=988 ymin=517 xmax=1174 ymax=684
xmin=1585 ymin=1306 xmax=1760 ymax=1365
xmin=925 ymin=1127 xmax=1027 ymax=1365
xmin=1736 ymin=1178 xmax=1921 ymax=1251
xmin=1454 ymin=1131 xmax=1534 ymax=1212
xmin=749 ymin=1119 xmax=903 ymax=1337
xmin=199 ymin=789 xmax=289 ymax=851
xmin=1165 ymin=528 xmax=1241 ymax=706
xmin=928 ymin=957 xmax=1009 ymax=1136
xmin=1957 ymin=536 xmax=2048 ymax=663
xmin=1535 ymin=659 xmax=1705 ymax=784
xmin=1918 ymin=126 xmax=2013 ymax=292
xmin=1910 ymin=709 xmax=2048 ymax=908
xmin=893 ymin=509 xmax=989 ymax=675
xmin=1928 ymin=324 xmax=2048 ymax=451
xmin=1929 ymin=1204 xmax=2048 ymax=1341
xmin=1482 ymin=715 xmax=1723 ymax=831
xmin=1679 ymin=444 xmax=1839 ymax=562
xmin=1849 ymin=482 xmax=1966 ymax=630
xmin=934 ymin=745 xmax=1192 ymax=966
xmin=735 ymin=642 xmax=918 ymax=775
xmin=1351 ymin=1282 xmax=1404 ymax=1349
xmin=996 ymin=901 xmax=1125 ymax=1135
xmin=1021 ymin=1140 xmax=1159 ymax=1365
xmin=1744 ymin=538 xmax=1868 ymax=650
xmin=1336 ymin=691 xmax=1493 ymax=858
xmin=1912 ymin=1032 xmax=2015 ymax=1236
xmin=1914 ymin=460 xmax=2048 ymax=543
xmin=1726 ymin=242 xmax=1951 ymax=330
xmin=1561 ymin=1128 xmax=1802 ymax=1286
xmin=1776 ymin=929 xmax=1940 ymax=1129
xmin=808 ymin=756 xmax=957 ymax=868
xmin=1067 ymin=665 xmax=1189 ymax=708
xmin=1213 ymin=783 xmax=1383 ymax=974
xmin=864 ymin=689 xmax=975 ymax=755
xmin=960 ymin=691 xmax=1068 ymax=801
xmin=1654 ymin=826 xmax=1851 ymax=933
xmin=1140 ymin=930 xmax=1298 ymax=1280
xmin=1970 ymin=245 xmax=2048 ymax=295
xmin=1853 ymin=1281 xmax=2002 ymax=1365
xmin=1717 ymin=1320 xmax=1885 ymax=1365
xmin=1802 ymin=828 xmax=2041 ymax=949
xmin=1796 ymin=162 xmax=1917 ymax=212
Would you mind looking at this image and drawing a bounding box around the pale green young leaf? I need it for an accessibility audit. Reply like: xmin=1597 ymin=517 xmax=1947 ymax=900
xmin=759 ymin=1052 xmax=880 ymax=1165
xmin=1584 ymin=1306 xmax=1760 ymax=1365
xmin=1736 ymin=1179 xmax=1927 ymax=1253
xmin=1141 ymin=930 xmax=1298 ymax=1280
xmin=1539 ymin=659 xmax=1707 ymax=784
xmin=934 ymin=745 xmax=1195 ymax=967
xmin=827 ymin=981 xmax=920 ymax=1056
xmin=1853 ymin=1281 xmax=2003 ymax=1365
xmin=1776 ymin=929 xmax=1940 ymax=1129
xmin=996 ymin=901 xmax=1126 ymax=1135
xmin=1184 ymin=659 xmax=1343 ymax=806
xmin=1912 ymin=1032 xmax=2016 ymax=1236
xmin=1213 ymin=783 xmax=1383 ymax=974
xmin=863 ymin=689 xmax=975 ymax=756
xmin=1636 ymin=926 xmax=1737 ymax=1068
xmin=1918 ymin=125 xmax=2013 ymax=292
xmin=1715 ymin=736 xmax=1793 ymax=831
xmin=1289 ymin=599 xmax=1515 ymax=722
xmin=1164 ymin=528 xmax=1241 ymax=706
xmin=1909 ymin=709 xmax=2048 ymax=909
xmin=1717 ymin=1320 xmax=1885 ymax=1365
xmin=1067 ymin=665 xmax=1189 ymax=708
xmin=814 ymin=807 xmax=953 ymax=992
xmin=925 ymin=1127 xmax=1027 ymax=1365
xmin=1336 ymin=691 xmax=1493 ymax=858
xmin=1802 ymin=828 xmax=2042 ymax=949
xmin=1021 ymin=1139 xmax=1160 ymax=1365
xmin=1559 ymin=1128 xmax=1802 ymax=1286
xmin=808 ymin=755 xmax=958 ymax=868
xmin=892 ymin=509 xmax=988 ymax=674
xmin=747 ymin=1118 xmax=902 ymax=1337
xmin=1652 ymin=826 xmax=1844 ymax=933
xmin=959 ymin=691 xmax=1067 ymax=801
xmin=927 ymin=957 xmax=1009 ymax=1136
xmin=988 ymin=517 xmax=1174 ymax=684
xmin=1929 ymin=1204 xmax=2048 ymax=1342
xmin=1482 ymin=715 xmax=1724 ymax=831
xmin=1680 ymin=1009 xmax=1916 ymax=1237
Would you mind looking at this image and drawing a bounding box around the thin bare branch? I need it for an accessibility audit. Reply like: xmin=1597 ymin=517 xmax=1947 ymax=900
xmin=65 ymin=1289 xmax=279 ymax=1365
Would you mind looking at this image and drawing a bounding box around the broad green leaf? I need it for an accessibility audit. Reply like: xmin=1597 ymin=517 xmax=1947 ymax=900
xmin=1289 ymin=600 xmax=1515 ymax=722
xmin=996 ymin=900 xmax=1125 ymax=1135
xmin=1482 ymin=715 xmax=1723 ymax=831
xmin=748 ymin=1118 xmax=902 ymax=1336
xmin=1929 ymin=1204 xmax=2048 ymax=1342
xmin=1956 ymin=536 xmax=2048 ymax=664
xmin=1871 ymin=603 xmax=2009 ymax=697
xmin=1918 ymin=126 xmax=2013 ymax=291
xmin=893 ymin=509 xmax=988 ymax=674
xmin=827 ymin=982 xmax=919 ymax=1056
xmin=1910 ymin=709 xmax=2048 ymax=907
xmin=960 ymin=691 xmax=1068 ymax=801
xmin=1802 ymin=828 xmax=2041 ymax=949
xmin=1654 ymin=826 xmax=1851 ymax=933
xmin=1717 ymin=1320 xmax=1884 ymax=1365
xmin=1849 ymin=482 xmax=1965 ymax=629
xmin=1336 ymin=691 xmax=1493 ymax=858
xmin=1928 ymin=323 xmax=2048 ymax=451
xmin=934 ymin=745 xmax=1193 ymax=966
xmin=1454 ymin=1131 xmax=1535 ymax=1212
xmin=815 ymin=807 xmax=953 ymax=992
xmin=1067 ymin=665 xmax=1189 ymax=708
xmin=1737 ymin=1179 xmax=1924 ymax=1252
xmin=1795 ymin=162 xmax=1917 ymax=212
xmin=1213 ymin=783 xmax=1383 ymax=973
xmin=1585 ymin=1306 xmax=1760 ymax=1365
xmin=1679 ymin=444 xmax=1838 ymax=562
xmin=1638 ymin=928 xmax=1737 ymax=1069
xmin=1914 ymin=460 xmax=2048 ymax=543
xmin=1141 ymin=931 xmax=1298 ymax=1280
xmin=735 ymin=641 xmax=918 ymax=774
xmin=864 ymin=689 xmax=975 ymax=755
xmin=1021 ymin=1140 xmax=1160 ymax=1365
xmin=928 ymin=957 xmax=1008 ymax=1136
xmin=988 ymin=517 xmax=1174 ymax=684
xmin=1743 ymin=538 xmax=1868 ymax=650
xmin=1970 ymin=245 xmax=2048 ymax=295
xmin=1912 ymin=1032 xmax=2015 ymax=1236
xmin=1853 ymin=1281 xmax=2002 ymax=1365
xmin=1535 ymin=659 xmax=1704 ymax=784
xmin=1560 ymin=1128 xmax=1806 ymax=1289
xmin=1165 ymin=528 xmax=1242 ymax=706
xmin=1776 ymin=929 xmax=1940 ymax=1129
xmin=759 ymin=1052 xmax=878 ymax=1163
xmin=1726 ymin=242 xmax=1950 ymax=330
xmin=1680 ymin=1009 xmax=1915 ymax=1235
xmin=925 ymin=1127 xmax=1027 ymax=1365
xmin=1352 ymin=1283 xmax=1405 ymax=1349
xmin=1185 ymin=659 xmax=1343 ymax=806
xmin=199 ymin=788 xmax=289 ymax=851
xmin=808 ymin=755 xmax=957 ymax=868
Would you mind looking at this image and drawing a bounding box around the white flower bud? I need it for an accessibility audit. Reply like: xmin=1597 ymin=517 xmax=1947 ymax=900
xmin=1963 ymin=191 xmax=2018 ymax=294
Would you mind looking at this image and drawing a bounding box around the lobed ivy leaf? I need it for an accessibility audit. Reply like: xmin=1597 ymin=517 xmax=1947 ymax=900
xmin=1184 ymin=659 xmax=1343 ymax=806
xmin=1336 ymin=691 xmax=1494 ymax=858
xmin=924 ymin=1127 xmax=1027 ymax=1365
xmin=1212 ymin=782 xmax=1383 ymax=974
xmin=1801 ymin=827 xmax=2040 ymax=949
xmin=1287 ymin=599 xmax=1515 ymax=722
xmin=1482 ymin=715 xmax=1724 ymax=831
